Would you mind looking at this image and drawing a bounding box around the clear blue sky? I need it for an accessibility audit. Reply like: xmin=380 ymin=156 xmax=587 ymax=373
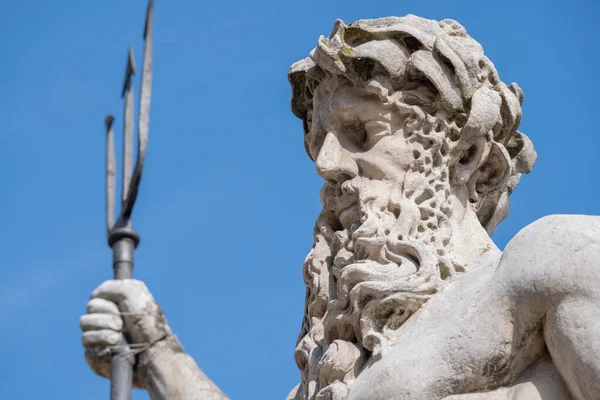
xmin=0 ymin=0 xmax=598 ymax=399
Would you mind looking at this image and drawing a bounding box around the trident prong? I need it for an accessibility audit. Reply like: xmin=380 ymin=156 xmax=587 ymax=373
xmin=119 ymin=0 xmax=153 ymax=223
xmin=103 ymin=1 xmax=154 ymax=399
xmin=121 ymin=47 xmax=136 ymax=209
xmin=121 ymin=47 xmax=137 ymax=98
xmin=105 ymin=0 xmax=153 ymax=242
xmin=105 ymin=115 xmax=116 ymax=233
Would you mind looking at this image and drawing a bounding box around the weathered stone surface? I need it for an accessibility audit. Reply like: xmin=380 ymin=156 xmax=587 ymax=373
xmin=80 ymin=14 xmax=600 ymax=400
xmin=80 ymin=280 xmax=229 ymax=399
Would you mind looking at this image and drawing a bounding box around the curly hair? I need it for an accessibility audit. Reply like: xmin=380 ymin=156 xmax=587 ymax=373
xmin=288 ymin=15 xmax=536 ymax=235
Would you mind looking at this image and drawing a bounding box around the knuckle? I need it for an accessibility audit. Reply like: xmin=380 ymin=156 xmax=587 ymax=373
xmin=82 ymin=329 xmax=121 ymax=348
xmin=79 ymin=315 xmax=92 ymax=330
xmin=105 ymin=330 xmax=122 ymax=345
xmin=81 ymin=332 xmax=97 ymax=347
xmin=87 ymin=298 xmax=112 ymax=313
xmin=92 ymin=279 xmax=114 ymax=295
xmin=80 ymin=313 xmax=123 ymax=331
xmin=108 ymin=315 xmax=123 ymax=331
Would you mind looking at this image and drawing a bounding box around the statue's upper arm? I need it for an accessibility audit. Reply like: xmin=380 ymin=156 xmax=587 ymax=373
xmin=499 ymin=214 xmax=600 ymax=303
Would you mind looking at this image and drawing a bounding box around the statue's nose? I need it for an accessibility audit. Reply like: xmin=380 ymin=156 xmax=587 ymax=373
xmin=316 ymin=132 xmax=359 ymax=185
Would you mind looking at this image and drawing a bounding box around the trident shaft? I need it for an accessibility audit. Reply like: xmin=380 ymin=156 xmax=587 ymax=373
xmin=104 ymin=1 xmax=154 ymax=399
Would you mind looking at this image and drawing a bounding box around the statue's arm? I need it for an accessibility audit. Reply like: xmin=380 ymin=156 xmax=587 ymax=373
xmin=498 ymin=214 xmax=600 ymax=399
xmin=140 ymin=335 xmax=229 ymax=400
xmin=80 ymin=280 xmax=228 ymax=400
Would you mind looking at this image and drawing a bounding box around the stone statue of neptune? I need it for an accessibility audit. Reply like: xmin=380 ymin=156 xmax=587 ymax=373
xmin=80 ymin=15 xmax=600 ymax=400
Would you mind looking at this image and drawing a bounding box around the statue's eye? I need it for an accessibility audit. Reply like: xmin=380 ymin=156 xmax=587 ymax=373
xmin=342 ymin=121 xmax=368 ymax=148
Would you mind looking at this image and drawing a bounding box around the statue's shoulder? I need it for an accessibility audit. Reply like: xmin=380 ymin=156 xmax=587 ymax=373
xmin=498 ymin=214 xmax=600 ymax=294
xmin=506 ymin=214 xmax=600 ymax=252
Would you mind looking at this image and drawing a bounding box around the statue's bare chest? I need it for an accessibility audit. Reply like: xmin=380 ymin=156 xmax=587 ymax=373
xmin=350 ymin=265 xmax=543 ymax=399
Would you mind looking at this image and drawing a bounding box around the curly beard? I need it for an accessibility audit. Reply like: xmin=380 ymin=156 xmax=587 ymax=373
xmin=294 ymin=160 xmax=461 ymax=399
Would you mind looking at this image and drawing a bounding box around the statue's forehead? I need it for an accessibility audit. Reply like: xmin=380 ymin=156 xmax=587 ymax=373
xmin=310 ymin=75 xmax=389 ymax=119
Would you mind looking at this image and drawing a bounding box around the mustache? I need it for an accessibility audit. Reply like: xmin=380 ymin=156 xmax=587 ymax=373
xmin=320 ymin=180 xmax=358 ymax=212
xmin=320 ymin=176 xmax=392 ymax=213
xmin=320 ymin=177 xmax=380 ymax=232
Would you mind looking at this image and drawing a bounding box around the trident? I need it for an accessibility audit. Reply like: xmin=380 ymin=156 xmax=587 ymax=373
xmin=104 ymin=1 xmax=153 ymax=399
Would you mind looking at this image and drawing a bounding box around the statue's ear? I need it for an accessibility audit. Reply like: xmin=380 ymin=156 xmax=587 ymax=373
xmin=452 ymin=86 xmax=502 ymax=190
xmin=471 ymin=142 xmax=512 ymax=234
xmin=471 ymin=141 xmax=511 ymax=197
xmin=453 ymin=136 xmax=489 ymax=187
xmin=452 ymin=139 xmax=511 ymax=205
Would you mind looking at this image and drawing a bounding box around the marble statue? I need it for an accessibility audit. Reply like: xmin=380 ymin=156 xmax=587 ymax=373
xmin=80 ymin=15 xmax=600 ymax=400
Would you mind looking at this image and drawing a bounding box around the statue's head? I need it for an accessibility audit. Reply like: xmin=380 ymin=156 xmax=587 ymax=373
xmin=290 ymin=15 xmax=536 ymax=235
xmin=288 ymin=15 xmax=537 ymax=399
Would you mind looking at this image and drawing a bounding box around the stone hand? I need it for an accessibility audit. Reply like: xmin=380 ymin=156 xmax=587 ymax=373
xmin=80 ymin=279 xmax=173 ymax=388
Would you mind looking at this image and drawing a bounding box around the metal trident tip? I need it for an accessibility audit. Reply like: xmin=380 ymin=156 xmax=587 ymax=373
xmin=121 ymin=47 xmax=137 ymax=98
xmin=105 ymin=115 xmax=115 ymax=130
xmin=143 ymin=0 xmax=154 ymax=40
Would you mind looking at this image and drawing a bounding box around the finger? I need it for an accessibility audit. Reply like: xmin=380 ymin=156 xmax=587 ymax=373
xmin=87 ymin=298 xmax=119 ymax=315
xmin=80 ymin=313 xmax=123 ymax=332
xmin=84 ymin=348 xmax=111 ymax=379
xmin=82 ymin=329 xmax=122 ymax=348
xmin=91 ymin=279 xmax=148 ymax=304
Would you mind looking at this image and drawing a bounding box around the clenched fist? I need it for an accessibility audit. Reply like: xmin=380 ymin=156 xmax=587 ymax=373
xmin=80 ymin=279 xmax=173 ymax=388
